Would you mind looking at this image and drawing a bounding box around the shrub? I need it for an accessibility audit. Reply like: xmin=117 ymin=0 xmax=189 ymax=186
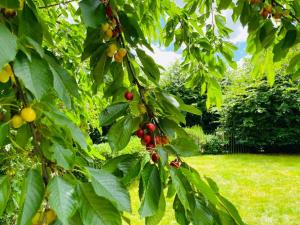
xmin=220 ymin=75 xmax=300 ymax=153
xmin=185 ymin=126 xmax=228 ymax=154
xmin=202 ymin=134 xmax=228 ymax=154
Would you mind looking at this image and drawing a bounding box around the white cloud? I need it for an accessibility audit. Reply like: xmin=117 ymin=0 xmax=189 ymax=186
xmin=144 ymin=45 xmax=182 ymax=68
xmin=222 ymin=9 xmax=248 ymax=44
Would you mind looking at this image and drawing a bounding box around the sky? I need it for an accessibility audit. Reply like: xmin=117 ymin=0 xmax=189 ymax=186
xmin=150 ymin=0 xmax=248 ymax=68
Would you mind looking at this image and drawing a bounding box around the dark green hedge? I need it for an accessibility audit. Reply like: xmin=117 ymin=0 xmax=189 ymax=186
xmin=220 ymin=75 xmax=300 ymax=153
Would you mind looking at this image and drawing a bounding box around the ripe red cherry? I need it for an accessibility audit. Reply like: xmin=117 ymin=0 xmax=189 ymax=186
xmin=124 ymin=91 xmax=134 ymax=101
xmin=143 ymin=134 xmax=152 ymax=145
xmin=106 ymin=6 xmax=113 ymax=18
xmin=170 ymin=159 xmax=181 ymax=169
xmin=146 ymin=143 xmax=155 ymax=150
xmin=146 ymin=123 xmax=156 ymax=133
xmin=136 ymin=129 xmax=144 ymax=138
xmin=155 ymin=136 xmax=161 ymax=145
xmin=151 ymin=152 xmax=160 ymax=163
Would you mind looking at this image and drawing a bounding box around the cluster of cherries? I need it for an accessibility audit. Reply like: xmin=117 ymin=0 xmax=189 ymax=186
xmin=135 ymin=123 xmax=181 ymax=168
xmin=250 ymin=0 xmax=284 ymax=21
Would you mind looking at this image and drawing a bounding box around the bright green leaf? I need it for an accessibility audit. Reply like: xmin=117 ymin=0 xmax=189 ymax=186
xmin=17 ymin=169 xmax=45 ymax=225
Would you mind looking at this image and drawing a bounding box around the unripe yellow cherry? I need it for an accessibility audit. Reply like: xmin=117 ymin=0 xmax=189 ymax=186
xmin=32 ymin=212 xmax=42 ymax=225
xmin=11 ymin=115 xmax=24 ymax=129
xmin=0 ymin=64 xmax=12 ymax=83
xmin=118 ymin=48 xmax=127 ymax=58
xmin=21 ymin=107 xmax=36 ymax=122
xmin=45 ymin=209 xmax=57 ymax=225
xmin=101 ymin=23 xmax=110 ymax=32
xmin=105 ymin=28 xmax=113 ymax=38
xmin=106 ymin=44 xmax=117 ymax=57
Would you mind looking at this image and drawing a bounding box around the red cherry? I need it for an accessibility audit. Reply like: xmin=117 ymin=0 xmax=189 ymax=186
xmin=155 ymin=136 xmax=161 ymax=145
xmin=136 ymin=129 xmax=144 ymax=138
xmin=161 ymin=136 xmax=169 ymax=145
xmin=151 ymin=152 xmax=160 ymax=163
xmin=146 ymin=143 xmax=155 ymax=150
xmin=124 ymin=91 xmax=134 ymax=101
xmin=170 ymin=159 xmax=181 ymax=169
xmin=143 ymin=134 xmax=152 ymax=145
xmin=146 ymin=123 xmax=156 ymax=133
xmin=106 ymin=6 xmax=113 ymax=18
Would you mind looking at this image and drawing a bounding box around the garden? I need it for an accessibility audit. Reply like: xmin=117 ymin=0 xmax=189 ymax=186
xmin=0 ymin=0 xmax=300 ymax=225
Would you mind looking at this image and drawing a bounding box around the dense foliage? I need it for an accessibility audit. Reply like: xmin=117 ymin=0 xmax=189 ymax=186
xmin=0 ymin=0 xmax=299 ymax=224
xmin=163 ymin=64 xmax=220 ymax=133
xmin=220 ymin=74 xmax=300 ymax=153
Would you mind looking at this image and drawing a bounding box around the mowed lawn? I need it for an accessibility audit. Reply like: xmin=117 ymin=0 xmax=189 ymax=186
xmin=127 ymin=154 xmax=300 ymax=225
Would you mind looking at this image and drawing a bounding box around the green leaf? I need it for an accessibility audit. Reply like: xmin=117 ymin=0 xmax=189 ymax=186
xmin=49 ymin=142 xmax=75 ymax=170
xmin=217 ymin=0 xmax=231 ymax=10
xmin=79 ymin=0 xmax=106 ymax=28
xmin=43 ymin=106 xmax=87 ymax=149
xmin=218 ymin=195 xmax=245 ymax=225
xmin=48 ymin=176 xmax=76 ymax=225
xmin=191 ymin=198 xmax=214 ymax=225
xmin=281 ymin=30 xmax=297 ymax=50
xmin=45 ymin=54 xmax=80 ymax=108
xmin=0 ymin=122 xmax=9 ymax=147
xmin=136 ymin=49 xmax=160 ymax=83
xmin=78 ymin=183 xmax=121 ymax=225
xmin=170 ymin=168 xmax=190 ymax=210
xmin=181 ymin=167 xmax=218 ymax=205
xmin=175 ymin=96 xmax=202 ymax=115
xmin=93 ymin=52 xmax=108 ymax=86
xmin=15 ymin=124 xmax=32 ymax=148
xmin=288 ymin=53 xmax=300 ymax=73
xmin=170 ymin=137 xmax=199 ymax=157
xmin=99 ymin=102 xmax=129 ymax=126
xmin=0 ymin=0 xmax=19 ymax=8
xmin=18 ymin=4 xmax=43 ymax=44
xmin=139 ymin=164 xmax=161 ymax=217
xmin=173 ymin=195 xmax=189 ymax=225
xmin=14 ymin=53 xmax=53 ymax=100
xmin=0 ymin=23 xmax=17 ymax=69
xmin=102 ymin=153 xmax=144 ymax=185
xmin=259 ymin=21 xmax=276 ymax=48
xmin=145 ymin=190 xmax=166 ymax=225
xmin=17 ymin=169 xmax=45 ymax=225
xmin=107 ymin=115 xmax=140 ymax=151
xmin=87 ymin=167 xmax=131 ymax=212
xmin=0 ymin=176 xmax=10 ymax=217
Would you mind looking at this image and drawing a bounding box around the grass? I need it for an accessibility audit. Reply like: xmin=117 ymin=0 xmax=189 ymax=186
xmin=127 ymin=154 xmax=300 ymax=225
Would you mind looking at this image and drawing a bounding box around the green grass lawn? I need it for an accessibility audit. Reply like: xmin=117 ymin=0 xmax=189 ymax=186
xmin=127 ymin=154 xmax=300 ymax=225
